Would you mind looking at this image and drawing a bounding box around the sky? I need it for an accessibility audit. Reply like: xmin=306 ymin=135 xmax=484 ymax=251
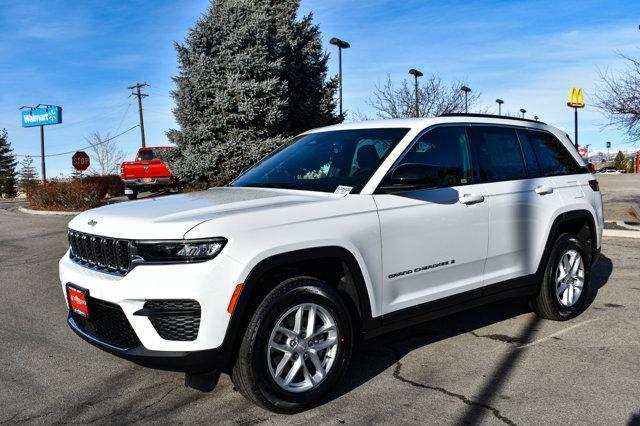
xmin=1 ymin=0 xmax=639 ymax=178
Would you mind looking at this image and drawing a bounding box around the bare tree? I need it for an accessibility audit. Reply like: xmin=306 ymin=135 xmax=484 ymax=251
xmin=366 ymin=74 xmax=482 ymax=119
xmin=595 ymin=54 xmax=640 ymax=142
xmin=86 ymin=132 xmax=126 ymax=176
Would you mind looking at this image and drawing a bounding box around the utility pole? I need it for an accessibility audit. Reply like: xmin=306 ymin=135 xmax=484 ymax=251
xmin=128 ymin=82 xmax=148 ymax=148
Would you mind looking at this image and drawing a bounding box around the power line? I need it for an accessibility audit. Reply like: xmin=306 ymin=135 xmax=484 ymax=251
xmin=114 ymin=102 xmax=133 ymax=134
xmin=14 ymin=125 xmax=139 ymax=158
xmin=60 ymin=101 xmax=131 ymax=127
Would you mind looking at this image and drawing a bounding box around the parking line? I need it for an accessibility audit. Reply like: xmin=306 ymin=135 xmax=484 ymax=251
xmin=517 ymin=318 xmax=600 ymax=349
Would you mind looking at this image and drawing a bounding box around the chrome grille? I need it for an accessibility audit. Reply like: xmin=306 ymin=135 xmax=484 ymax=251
xmin=68 ymin=230 xmax=131 ymax=274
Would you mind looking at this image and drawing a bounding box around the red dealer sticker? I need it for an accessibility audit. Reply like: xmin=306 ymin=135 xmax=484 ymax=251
xmin=67 ymin=286 xmax=90 ymax=319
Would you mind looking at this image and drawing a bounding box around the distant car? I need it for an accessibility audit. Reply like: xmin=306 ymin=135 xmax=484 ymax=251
xmin=120 ymin=147 xmax=180 ymax=199
xmin=597 ymin=167 xmax=624 ymax=174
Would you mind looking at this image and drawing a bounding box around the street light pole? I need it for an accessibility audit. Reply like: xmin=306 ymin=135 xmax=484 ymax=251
xmin=408 ymin=69 xmax=423 ymax=117
xmin=574 ymin=107 xmax=579 ymax=149
xmin=330 ymin=37 xmax=350 ymax=118
xmin=461 ymin=86 xmax=471 ymax=113
xmin=496 ymin=99 xmax=504 ymax=116
xmin=520 ymin=108 xmax=526 ymax=118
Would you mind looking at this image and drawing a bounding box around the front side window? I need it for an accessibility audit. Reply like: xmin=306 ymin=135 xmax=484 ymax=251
xmin=231 ymin=128 xmax=409 ymax=193
xmin=394 ymin=126 xmax=473 ymax=187
xmin=468 ymin=126 xmax=527 ymax=182
xmin=520 ymin=130 xmax=583 ymax=176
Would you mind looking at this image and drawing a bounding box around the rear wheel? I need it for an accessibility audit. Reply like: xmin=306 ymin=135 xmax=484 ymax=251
xmin=232 ymin=277 xmax=353 ymax=413
xmin=531 ymin=233 xmax=591 ymax=320
xmin=126 ymin=188 xmax=138 ymax=200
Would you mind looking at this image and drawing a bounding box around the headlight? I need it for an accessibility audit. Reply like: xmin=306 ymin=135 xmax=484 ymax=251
xmin=134 ymin=238 xmax=227 ymax=263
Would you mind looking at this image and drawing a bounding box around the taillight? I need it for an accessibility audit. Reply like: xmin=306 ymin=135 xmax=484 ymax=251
xmin=587 ymin=163 xmax=596 ymax=174
xmin=588 ymin=179 xmax=599 ymax=191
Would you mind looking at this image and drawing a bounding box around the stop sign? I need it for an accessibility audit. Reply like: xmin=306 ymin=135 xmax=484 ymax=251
xmin=578 ymin=146 xmax=587 ymax=157
xmin=72 ymin=151 xmax=90 ymax=171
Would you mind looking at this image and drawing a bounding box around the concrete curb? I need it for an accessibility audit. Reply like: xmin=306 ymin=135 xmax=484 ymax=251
xmin=614 ymin=220 xmax=640 ymax=231
xmin=18 ymin=206 xmax=79 ymax=216
xmin=603 ymin=229 xmax=640 ymax=239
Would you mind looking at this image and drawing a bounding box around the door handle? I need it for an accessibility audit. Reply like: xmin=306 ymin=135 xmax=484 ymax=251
xmin=459 ymin=193 xmax=485 ymax=205
xmin=534 ymin=185 xmax=554 ymax=195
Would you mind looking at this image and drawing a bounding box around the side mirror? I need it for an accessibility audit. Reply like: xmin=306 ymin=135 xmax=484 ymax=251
xmin=380 ymin=163 xmax=441 ymax=192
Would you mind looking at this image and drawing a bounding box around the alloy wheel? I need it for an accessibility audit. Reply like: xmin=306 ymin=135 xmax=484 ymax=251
xmin=555 ymin=249 xmax=585 ymax=307
xmin=267 ymin=303 xmax=339 ymax=393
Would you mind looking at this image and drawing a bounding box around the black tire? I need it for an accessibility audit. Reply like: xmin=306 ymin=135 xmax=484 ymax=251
xmin=232 ymin=277 xmax=353 ymax=413
xmin=530 ymin=233 xmax=591 ymax=321
xmin=126 ymin=188 xmax=138 ymax=200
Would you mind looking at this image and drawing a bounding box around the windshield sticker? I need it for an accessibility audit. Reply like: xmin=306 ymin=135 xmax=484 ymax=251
xmin=334 ymin=185 xmax=353 ymax=195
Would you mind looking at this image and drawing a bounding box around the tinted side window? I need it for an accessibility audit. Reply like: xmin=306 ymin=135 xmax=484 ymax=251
xmin=522 ymin=130 xmax=582 ymax=176
xmin=467 ymin=126 xmax=527 ymax=182
xmin=516 ymin=130 xmax=542 ymax=177
xmin=397 ymin=126 xmax=472 ymax=187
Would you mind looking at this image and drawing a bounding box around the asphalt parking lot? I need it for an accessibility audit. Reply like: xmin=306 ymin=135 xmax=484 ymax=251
xmin=1 ymin=195 xmax=639 ymax=424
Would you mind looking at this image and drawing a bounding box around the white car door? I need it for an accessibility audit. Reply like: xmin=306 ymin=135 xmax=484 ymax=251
xmin=467 ymin=125 xmax=563 ymax=286
xmin=373 ymin=125 xmax=490 ymax=315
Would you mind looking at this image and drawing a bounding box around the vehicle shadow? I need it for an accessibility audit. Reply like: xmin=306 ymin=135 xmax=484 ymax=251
xmin=325 ymin=254 xmax=613 ymax=419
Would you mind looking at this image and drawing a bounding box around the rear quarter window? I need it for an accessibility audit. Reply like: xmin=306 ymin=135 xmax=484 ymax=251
xmin=520 ymin=130 xmax=583 ymax=176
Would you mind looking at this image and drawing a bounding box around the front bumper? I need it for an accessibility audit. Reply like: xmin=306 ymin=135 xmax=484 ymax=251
xmin=59 ymin=249 xmax=244 ymax=371
xmin=67 ymin=315 xmax=229 ymax=373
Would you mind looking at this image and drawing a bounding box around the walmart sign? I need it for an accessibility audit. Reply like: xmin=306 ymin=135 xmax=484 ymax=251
xmin=21 ymin=106 xmax=62 ymax=127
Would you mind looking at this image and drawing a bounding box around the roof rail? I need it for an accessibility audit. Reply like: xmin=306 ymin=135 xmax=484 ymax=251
xmin=439 ymin=113 xmax=546 ymax=125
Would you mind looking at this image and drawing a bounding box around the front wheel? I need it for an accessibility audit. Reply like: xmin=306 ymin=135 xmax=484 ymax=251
xmin=232 ymin=277 xmax=353 ymax=413
xmin=530 ymin=233 xmax=591 ymax=320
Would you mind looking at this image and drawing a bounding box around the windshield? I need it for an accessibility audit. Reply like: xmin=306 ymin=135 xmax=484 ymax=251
xmin=231 ymin=128 xmax=409 ymax=193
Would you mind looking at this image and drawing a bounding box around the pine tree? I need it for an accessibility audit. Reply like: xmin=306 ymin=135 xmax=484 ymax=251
xmin=0 ymin=129 xmax=18 ymax=198
xmin=17 ymin=155 xmax=39 ymax=192
xmin=167 ymin=0 xmax=338 ymax=184
xmin=613 ymin=150 xmax=627 ymax=170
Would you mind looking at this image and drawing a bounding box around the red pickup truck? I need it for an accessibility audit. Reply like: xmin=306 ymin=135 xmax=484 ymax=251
xmin=120 ymin=147 xmax=180 ymax=200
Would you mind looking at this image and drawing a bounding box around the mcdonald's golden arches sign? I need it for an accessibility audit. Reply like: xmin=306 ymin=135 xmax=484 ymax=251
xmin=567 ymin=87 xmax=585 ymax=108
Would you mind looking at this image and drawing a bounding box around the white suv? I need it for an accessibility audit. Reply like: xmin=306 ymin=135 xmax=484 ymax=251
xmin=60 ymin=114 xmax=603 ymax=412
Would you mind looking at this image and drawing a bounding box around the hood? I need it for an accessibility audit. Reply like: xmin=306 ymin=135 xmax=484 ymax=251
xmin=68 ymin=187 xmax=338 ymax=239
